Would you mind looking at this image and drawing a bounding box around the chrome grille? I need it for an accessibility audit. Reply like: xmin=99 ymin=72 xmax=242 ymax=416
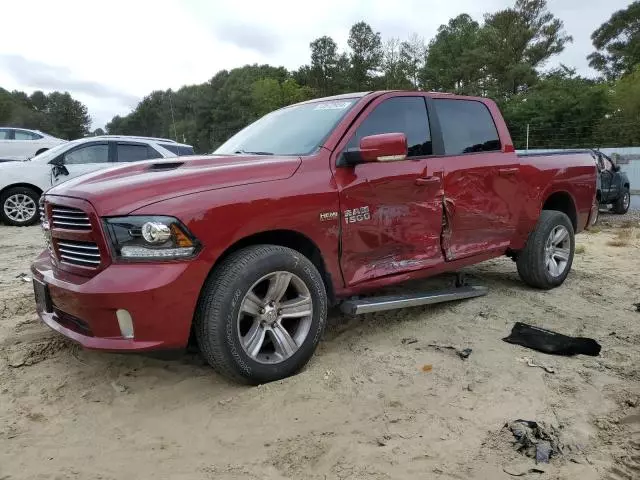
xmin=56 ymin=240 xmax=101 ymax=267
xmin=51 ymin=206 xmax=91 ymax=230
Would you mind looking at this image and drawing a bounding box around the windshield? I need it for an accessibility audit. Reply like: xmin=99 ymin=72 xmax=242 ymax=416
xmin=29 ymin=141 xmax=72 ymax=162
xmin=214 ymin=99 xmax=358 ymax=156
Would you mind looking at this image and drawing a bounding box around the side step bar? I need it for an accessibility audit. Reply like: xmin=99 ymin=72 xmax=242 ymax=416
xmin=340 ymin=285 xmax=488 ymax=315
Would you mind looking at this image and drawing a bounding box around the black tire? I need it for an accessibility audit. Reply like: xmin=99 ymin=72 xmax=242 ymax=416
xmin=195 ymin=245 xmax=328 ymax=384
xmin=612 ymin=188 xmax=630 ymax=214
xmin=516 ymin=210 xmax=575 ymax=290
xmin=0 ymin=186 xmax=40 ymax=227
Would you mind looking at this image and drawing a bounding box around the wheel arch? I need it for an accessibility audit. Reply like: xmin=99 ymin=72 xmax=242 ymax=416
xmin=541 ymin=190 xmax=577 ymax=231
xmin=0 ymin=183 xmax=44 ymax=198
xmin=207 ymin=229 xmax=336 ymax=305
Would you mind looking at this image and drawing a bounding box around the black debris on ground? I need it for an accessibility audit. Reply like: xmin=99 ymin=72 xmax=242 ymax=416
xmin=503 ymin=322 xmax=601 ymax=356
xmin=506 ymin=420 xmax=563 ymax=464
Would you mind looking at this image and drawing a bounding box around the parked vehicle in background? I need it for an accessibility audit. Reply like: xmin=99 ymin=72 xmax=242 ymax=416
xmin=0 ymin=136 xmax=194 ymax=226
xmin=31 ymin=91 xmax=596 ymax=385
xmin=0 ymin=128 xmax=67 ymax=161
xmin=594 ymin=149 xmax=631 ymax=214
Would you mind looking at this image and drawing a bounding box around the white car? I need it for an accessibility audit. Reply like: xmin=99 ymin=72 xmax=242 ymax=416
xmin=0 ymin=135 xmax=195 ymax=226
xmin=0 ymin=128 xmax=67 ymax=161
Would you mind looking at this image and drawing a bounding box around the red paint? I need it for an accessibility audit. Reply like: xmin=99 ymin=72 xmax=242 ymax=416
xmin=359 ymin=133 xmax=408 ymax=162
xmin=31 ymin=91 xmax=597 ymax=352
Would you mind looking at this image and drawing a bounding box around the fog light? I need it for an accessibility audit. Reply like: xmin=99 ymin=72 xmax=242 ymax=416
xmin=116 ymin=309 xmax=134 ymax=339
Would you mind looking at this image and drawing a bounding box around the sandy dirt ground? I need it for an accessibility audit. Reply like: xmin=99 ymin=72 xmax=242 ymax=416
xmin=0 ymin=215 xmax=639 ymax=480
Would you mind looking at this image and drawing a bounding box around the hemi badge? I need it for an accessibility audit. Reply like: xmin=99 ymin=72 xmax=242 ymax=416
xmin=319 ymin=211 xmax=338 ymax=222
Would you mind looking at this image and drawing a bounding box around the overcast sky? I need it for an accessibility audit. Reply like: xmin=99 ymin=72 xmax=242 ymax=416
xmin=0 ymin=0 xmax=630 ymax=130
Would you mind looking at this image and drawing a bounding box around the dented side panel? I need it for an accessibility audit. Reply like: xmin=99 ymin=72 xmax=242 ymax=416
xmin=334 ymin=159 xmax=445 ymax=286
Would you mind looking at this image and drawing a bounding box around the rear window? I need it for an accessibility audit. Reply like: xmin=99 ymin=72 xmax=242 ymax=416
xmin=116 ymin=143 xmax=162 ymax=162
xmin=159 ymin=144 xmax=195 ymax=156
xmin=434 ymin=99 xmax=501 ymax=155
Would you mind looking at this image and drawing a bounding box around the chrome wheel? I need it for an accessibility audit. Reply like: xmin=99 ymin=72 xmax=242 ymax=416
xmin=237 ymin=271 xmax=313 ymax=364
xmin=623 ymin=192 xmax=630 ymax=210
xmin=3 ymin=194 xmax=37 ymax=223
xmin=545 ymin=225 xmax=570 ymax=277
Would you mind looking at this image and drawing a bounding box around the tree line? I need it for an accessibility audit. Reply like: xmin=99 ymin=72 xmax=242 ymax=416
xmin=0 ymin=88 xmax=91 ymax=139
xmin=2 ymin=0 xmax=639 ymax=150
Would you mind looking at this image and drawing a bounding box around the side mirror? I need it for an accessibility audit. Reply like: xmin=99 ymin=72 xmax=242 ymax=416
xmin=613 ymin=164 xmax=621 ymax=172
xmin=338 ymin=133 xmax=408 ymax=167
xmin=360 ymin=133 xmax=408 ymax=163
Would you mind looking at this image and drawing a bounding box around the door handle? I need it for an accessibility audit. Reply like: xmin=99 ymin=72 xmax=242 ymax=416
xmin=499 ymin=167 xmax=518 ymax=177
xmin=415 ymin=176 xmax=441 ymax=186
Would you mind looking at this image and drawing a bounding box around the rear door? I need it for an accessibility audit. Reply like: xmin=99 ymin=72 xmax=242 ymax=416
xmin=52 ymin=141 xmax=110 ymax=186
xmin=333 ymin=94 xmax=445 ymax=286
xmin=13 ymin=129 xmax=42 ymax=158
xmin=432 ymin=98 xmax=520 ymax=260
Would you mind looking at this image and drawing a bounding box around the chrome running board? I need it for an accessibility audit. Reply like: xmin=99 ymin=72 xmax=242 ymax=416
xmin=340 ymin=285 xmax=488 ymax=315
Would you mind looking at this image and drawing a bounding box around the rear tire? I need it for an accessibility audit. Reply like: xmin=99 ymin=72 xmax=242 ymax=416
xmin=517 ymin=210 xmax=575 ymax=290
xmin=195 ymin=245 xmax=327 ymax=384
xmin=0 ymin=186 xmax=40 ymax=226
xmin=612 ymin=188 xmax=630 ymax=214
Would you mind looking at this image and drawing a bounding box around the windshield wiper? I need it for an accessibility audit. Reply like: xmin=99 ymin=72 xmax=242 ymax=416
xmin=234 ymin=149 xmax=274 ymax=155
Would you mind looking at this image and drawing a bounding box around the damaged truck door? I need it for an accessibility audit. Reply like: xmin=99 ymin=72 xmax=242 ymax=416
xmin=433 ymin=98 xmax=520 ymax=260
xmin=333 ymin=95 xmax=446 ymax=285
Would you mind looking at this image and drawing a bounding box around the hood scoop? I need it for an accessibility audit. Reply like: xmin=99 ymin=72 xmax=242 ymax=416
xmin=149 ymin=161 xmax=184 ymax=171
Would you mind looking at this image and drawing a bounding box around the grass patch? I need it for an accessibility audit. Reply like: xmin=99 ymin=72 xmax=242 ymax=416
xmin=619 ymin=220 xmax=638 ymax=229
xmin=588 ymin=226 xmax=602 ymax=234
xmin=575 ymin=244 xmax=586 ymax=254
xmin=607 ymin=228 xmax=633 ymax=247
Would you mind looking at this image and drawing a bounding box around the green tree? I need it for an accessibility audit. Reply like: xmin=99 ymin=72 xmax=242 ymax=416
xmin=500 ymin=67 xmax=610 ymax=148
xmin=421 ymin=14 xmax=482 ymax=94
xmin=309 ymin=36 xmax=340 ymax=96
xmin=347 ymin=21 xmax=383 ymax=90
xmin=45 ymin=91 xmax=91 ymax=139
xmin=479 ymin=0 xmax=572 ymax=97
xmin=597 ymin=66 xmax=640 ymax=146
xmin=588 ymin=1 xmax=640 ymax=80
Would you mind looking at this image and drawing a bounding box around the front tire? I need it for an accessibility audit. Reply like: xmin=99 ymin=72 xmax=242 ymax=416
xmin=612 ymin=188 xmax=630 ymax=214
xmin=0 ymin=187 xmax=40 ymax=226
xmin=195 ymin=245 xmax=327 ymax=384
xmin=517 ymin=210 xmax=575 ymax=290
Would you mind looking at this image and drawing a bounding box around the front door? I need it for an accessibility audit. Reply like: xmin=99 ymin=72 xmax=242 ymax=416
xmin=333 ymin=95 xmax=445 ymax=286
xmin=52 ymin=141 xmax=110 ymax=186
xmin=432 ymin=98 xmax=520 ymax=260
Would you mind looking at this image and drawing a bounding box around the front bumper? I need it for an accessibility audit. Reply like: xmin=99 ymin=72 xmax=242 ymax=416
xmin=31 ymin=251 xmax=208 ymax=352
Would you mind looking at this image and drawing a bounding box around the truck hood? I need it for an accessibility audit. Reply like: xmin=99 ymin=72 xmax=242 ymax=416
xmin=46 ymin=154 xmax=302 ymax=216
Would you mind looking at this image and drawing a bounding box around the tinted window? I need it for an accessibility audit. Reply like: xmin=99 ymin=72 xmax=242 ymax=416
xmin=434 ymin=99 xmax=501 ymax=155
xmin=14 ymin=130 xmax=41 ymax=140
xmin=64 ymin=144 xmax=109 ymax=164
xmin=159 ymin=144 xmax=195 ymax=156
xmin=348 ymin=97 xmax=432 ymax=157
xmin=117 ymin=143 xmax=160 ymax=162
xmin=0 ymin=129 xmax=9 ymax=140
xmin=214 ymin=99 xmax=357 ymax=156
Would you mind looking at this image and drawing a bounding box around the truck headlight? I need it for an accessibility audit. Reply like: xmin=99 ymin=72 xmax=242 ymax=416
xmin=104 ymin=216 xmax=199 ymax=260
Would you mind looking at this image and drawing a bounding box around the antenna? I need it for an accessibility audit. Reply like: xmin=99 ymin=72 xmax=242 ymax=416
xmin=168 ymin=91 xmax=178 ymax=142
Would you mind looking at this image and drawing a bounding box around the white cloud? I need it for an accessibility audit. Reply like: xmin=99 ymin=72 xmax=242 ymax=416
xmin=0 ymin=0 xmax=631 ymax=129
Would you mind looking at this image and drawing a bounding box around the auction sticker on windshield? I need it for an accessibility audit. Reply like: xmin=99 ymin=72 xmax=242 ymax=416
xmin=314 ymin=101 xmax=352 ymax=110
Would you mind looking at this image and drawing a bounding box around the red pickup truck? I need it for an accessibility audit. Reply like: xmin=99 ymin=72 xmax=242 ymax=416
xmin=31 ymin=91 xmax=597 ymax=384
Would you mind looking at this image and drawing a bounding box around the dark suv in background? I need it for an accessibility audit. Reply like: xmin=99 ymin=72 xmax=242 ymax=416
xmin=594 ymin=150 xmax=631 ymax=214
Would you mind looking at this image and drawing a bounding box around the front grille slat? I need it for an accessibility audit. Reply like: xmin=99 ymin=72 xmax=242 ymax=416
xmin=51 ymin=205 xmax=91 ymax=231
xmin=58 ymin=248 xmax=100 ymax=258
xmin=54 ymin=239 xmax=101 ymax=268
